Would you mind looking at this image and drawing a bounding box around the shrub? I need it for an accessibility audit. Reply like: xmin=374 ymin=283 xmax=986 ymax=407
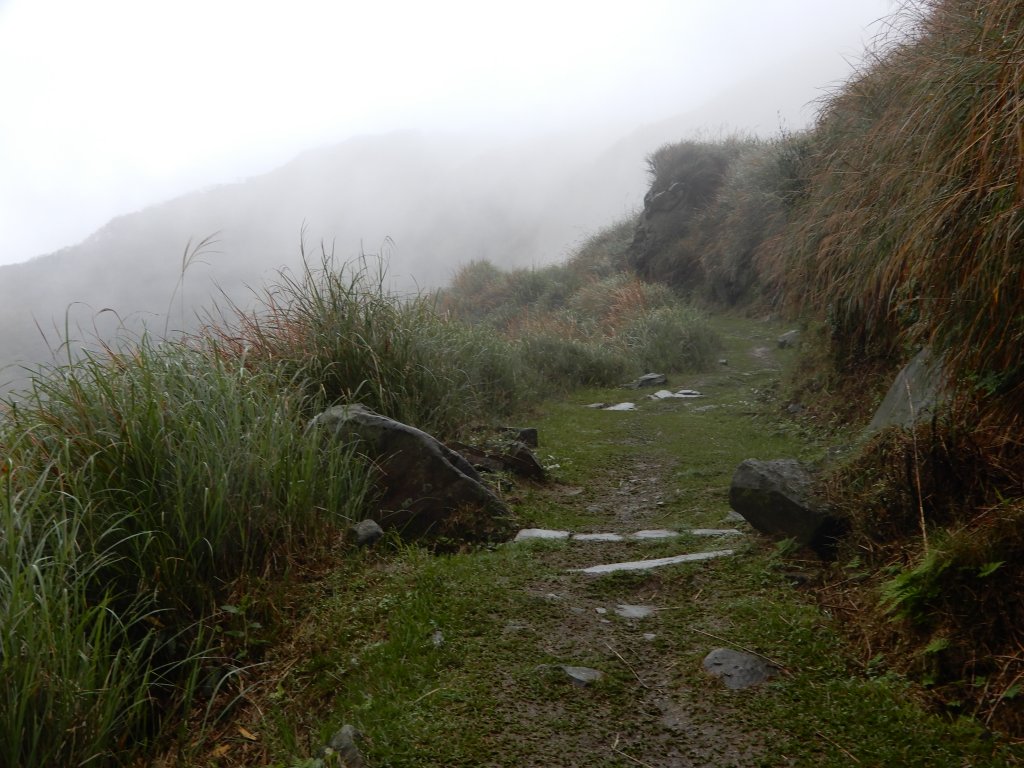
xmin=617 ymin=305 xmax=720 ymax=373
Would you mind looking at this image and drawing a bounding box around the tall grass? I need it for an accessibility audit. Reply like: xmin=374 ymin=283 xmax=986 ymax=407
xmin=0 ymin=458 xmax=158 ymax=766
xmin=217 ymin=254 xmax=531 ymax=436
xmin=762 ymin=0 xmax=1024 ymax=393
xmin=0 ymin=334 xmax=375 ymax=763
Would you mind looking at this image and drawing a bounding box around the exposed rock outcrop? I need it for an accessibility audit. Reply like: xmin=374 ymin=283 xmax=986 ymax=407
xmin=866 ymin=347 xmax=946 ymax=435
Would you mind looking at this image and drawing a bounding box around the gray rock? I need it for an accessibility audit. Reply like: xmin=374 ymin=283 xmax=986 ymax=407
xmin=514 ymin=528 xmax=570 ymax=541
xmin=560 ymin=665 xmax=604 ymax=686
xmin=348 ymin=519 xmax=384 ymax=547
xmin=702 ymin=648 xmax=778 ymax=690
xmin=615 ymin=604 xmax=656 ymax=619
xmin=572 ymin=532 xmax=625 ymax=542
xmin=309 ymin=404 xmax=512 ymax=541
xmin=777 ymin=330 xmax=800 ymax=348
xmin=603 ymin=402 xmax=637 ymax=411
xmin=320 ymin=723 xmax=365 ymax=767
xmin=504 ymin=441 xmax=546 ymax=480
xmin=631 ymin=529 xmax=679 ymax=540
xmin=728 ymin=459 xmax=846 ymax=557
xmin=866 ymin=347 xmax=946 ymax=435
xmin=625 ymin=372 xmax=668 ymax=389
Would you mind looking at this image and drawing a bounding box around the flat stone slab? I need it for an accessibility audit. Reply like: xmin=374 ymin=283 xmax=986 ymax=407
xmin=572 ymin=532 xmax=626 ymax=542
xmin=702 ymin=648 xmax=778 ymax=690
xmin=632 ymin=529 xmax=680 ymax=540
xmin=515 ymin=529 xmax=743 ymax=543
xmin=571 ymin=549 xmax=735 ymax=575
xmin=514 ymin=528 xmax=570 ymax=541
xmin=615 ymin=604 xmax=656 ymax=619
xmin=603 ymin=402 xmax=637 ymax=411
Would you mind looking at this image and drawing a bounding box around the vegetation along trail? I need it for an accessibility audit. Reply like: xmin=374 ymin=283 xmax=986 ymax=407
xmin=212 ymin=315 xmax=1016 ymax=767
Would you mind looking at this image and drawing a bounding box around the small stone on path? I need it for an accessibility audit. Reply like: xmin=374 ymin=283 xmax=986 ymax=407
xmin=561 ymin=665 xmax=604 ymax=686
xmin=702 ymin=648 xmax=778 ymax=690
xmin=615 ymin=604 xmax=656 ymax=619
xmin=538 ymin=664 xmax=605 ymax=687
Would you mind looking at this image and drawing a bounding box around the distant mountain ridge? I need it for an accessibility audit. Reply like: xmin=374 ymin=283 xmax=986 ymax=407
xmin=0 ymin=121 xmax=699 ymax=392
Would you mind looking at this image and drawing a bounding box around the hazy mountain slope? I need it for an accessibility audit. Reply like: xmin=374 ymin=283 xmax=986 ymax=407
xmin=0 ymin=127 xmax=673 ymax=390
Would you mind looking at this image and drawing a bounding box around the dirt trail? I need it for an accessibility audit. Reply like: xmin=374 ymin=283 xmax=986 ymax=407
xmin=464 ymin=327 xmax=791 ymax=766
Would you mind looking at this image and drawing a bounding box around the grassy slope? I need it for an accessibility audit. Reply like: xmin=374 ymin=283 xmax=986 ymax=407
xmin=196 ymin=314 xmax=1017 ymax=767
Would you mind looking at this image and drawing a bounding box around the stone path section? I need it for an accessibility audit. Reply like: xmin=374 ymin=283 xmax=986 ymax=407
xmin=571 ymin=549 xmax=735 ymax=575
xmin=514 ymin=527 xmax=742 ymax=542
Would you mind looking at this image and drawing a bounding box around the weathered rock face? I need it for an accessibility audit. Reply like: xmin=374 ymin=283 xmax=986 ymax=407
xmin=309 ymin=404 xmax=513 ymax=541
xmin=866 ymin=347 xmax=946 ymax=435
xmin=728 ymin=459 xmax=846 ymax=557
xmin=625 ymin=142 xmax=732 ymax=288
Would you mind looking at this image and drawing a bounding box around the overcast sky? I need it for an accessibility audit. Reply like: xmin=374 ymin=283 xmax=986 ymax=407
xmin=0 ymin=0 xmax=896 ymax=267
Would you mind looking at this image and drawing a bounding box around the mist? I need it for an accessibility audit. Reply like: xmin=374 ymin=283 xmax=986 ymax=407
xmin=0 ymin=0 xmax=896 ymax=389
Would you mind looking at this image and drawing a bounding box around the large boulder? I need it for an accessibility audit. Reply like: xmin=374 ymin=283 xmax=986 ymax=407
xmin=309 ymin=404 xmax=513 ymax=541
xmin=728 ymin=459 xmax=845 ymax=557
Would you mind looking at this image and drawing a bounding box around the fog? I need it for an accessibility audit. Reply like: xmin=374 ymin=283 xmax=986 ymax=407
xmin=0 ymin=0 xmax=896 ymax=389
xmin=1 ymin=0 xmax=894 ymax=265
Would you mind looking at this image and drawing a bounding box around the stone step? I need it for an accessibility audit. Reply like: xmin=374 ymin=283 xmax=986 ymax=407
xmin=570 ymin=549 xmax=735 ymax=575
xmin=513 ymin=527 xmax=742 ymax=543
